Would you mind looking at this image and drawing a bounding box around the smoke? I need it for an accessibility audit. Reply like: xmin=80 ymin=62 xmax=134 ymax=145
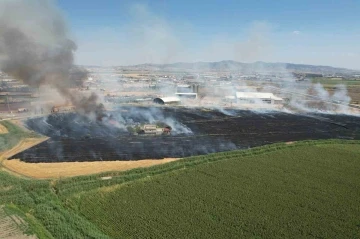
xmin=77 ymin=3 xmax=186 ymax=66
xmin=234 ymin=21 xmax=272 ymax=63
xmin=0 ymin=0 xmax=104 ymax=118
xmin=290 ymin=83 xmax=353 ymax=114
xmin=332 ymin=85 xmax=352 ymax=112
xmin=128 ymin=4 xmax=183 ymax=65
xmin=110 ymin=107 xmax=193 ymax=135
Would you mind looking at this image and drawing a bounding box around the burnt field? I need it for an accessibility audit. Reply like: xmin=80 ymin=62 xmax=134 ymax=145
xmin=10 ymin=106 xmax=360 ymax=162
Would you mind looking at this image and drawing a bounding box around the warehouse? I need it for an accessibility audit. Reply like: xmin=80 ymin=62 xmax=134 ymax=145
xmin=153 ymin=96 xmax=181 ymax=105
xmin=175 ymin=84 xmax=199 ymax=99
xmin=175 ymin=92 xmax=197 ymax=99
xmin=177 ymin=84 xmax=199 ymax=93
xmin=235 ymin=92 xmax=283 ymax=105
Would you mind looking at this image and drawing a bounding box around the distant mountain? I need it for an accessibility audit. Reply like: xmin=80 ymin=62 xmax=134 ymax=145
xmin=117 ymin=60 xmax=359 ymax=75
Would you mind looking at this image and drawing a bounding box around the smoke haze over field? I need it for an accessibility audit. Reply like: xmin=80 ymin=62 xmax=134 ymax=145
xmin=0 ymin=1 xmax=357 ymax=117
xmin=0 ymin=0 xmax=104 ymax=117
xmin=71 ymin=2 xmax=360 ymax=70
xmin=75 ymin=4 xmax=274 ymax=66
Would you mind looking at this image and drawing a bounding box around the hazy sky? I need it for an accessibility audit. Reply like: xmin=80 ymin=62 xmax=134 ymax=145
xmin=57 ymin=0 xmax=360 ymax=69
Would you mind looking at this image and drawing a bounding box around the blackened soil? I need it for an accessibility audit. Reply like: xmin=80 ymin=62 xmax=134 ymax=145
xmin=10 ymin=106 xmax=360 ymax=162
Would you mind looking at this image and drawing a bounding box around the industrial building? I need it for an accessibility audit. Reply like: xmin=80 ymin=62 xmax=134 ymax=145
xmin=175 ymin=92 xmax=197 ymax=99
xmin=235 ymin=92 xmax=284 ymax=105
xmin=153 ymin=97 xmax=181 ymax=105
xmin=176 ymin=84 xmax=199 ymax=99
xmin=176 ymin=84 xmax=199 ymax=93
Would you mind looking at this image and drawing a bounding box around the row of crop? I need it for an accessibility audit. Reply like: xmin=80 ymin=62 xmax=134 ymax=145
xmin=1 ymin=139 xmax=357 ymax=239
xmin=54 ymin=140 xmax=339 ymax=196
xmin=75 ymin=144 xmax=360 ymax=238
xmin=32 ymin=200 xmax=110 ymax=239
xmin=55 ymin=139 xmax=360 ymax=198
xmin=0 ymin=170 xmax=110 ymax=238
xmin=0 ymin=171 xmax=49 ymax=207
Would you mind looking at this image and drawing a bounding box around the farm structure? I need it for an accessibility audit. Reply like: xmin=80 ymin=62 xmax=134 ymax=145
xmin=10 ymin=106 xmax=360 ymax=162
xmin=51 ymin=105 xmax=75 ymax=113
xmin=153 ymin=97 xmax=180 ymax=105
xmin=175 ymin=93 xmax=197 ymax=99
xmin=137 ymin=125 xmax=171 ymax=135
xmin=236 ymin=92 xmax=284 ymax=105
xmin=175 ymin=84 xmax=199 ymax=99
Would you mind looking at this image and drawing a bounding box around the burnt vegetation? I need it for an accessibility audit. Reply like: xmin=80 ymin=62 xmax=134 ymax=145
xmin=10 ymin=106 xmax=360 ymax=162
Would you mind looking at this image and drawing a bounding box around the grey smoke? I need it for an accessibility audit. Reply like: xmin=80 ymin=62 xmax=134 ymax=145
xmin=0 ymin=0 xmax=104 ymax=117
xmin=234 ymin=21 xmax=272 ymax=63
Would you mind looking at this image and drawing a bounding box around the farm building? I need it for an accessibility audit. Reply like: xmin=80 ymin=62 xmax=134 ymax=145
xmin=175 ymin=84 xmax=199 ymax=99
xmin=153 ymin=97 xmax=181 ymax=105
xmin=175 ymin=92 xmax=197 ymax=99
xmin=137 ymin=124 xmax=172 ymax=135
xmin=176 ymin=84 xmax=199 ymax=93
xmin=235 ymin=92 xmax=283 ymax=105
xmin=51 ymin=105 xmax=76 ymax=113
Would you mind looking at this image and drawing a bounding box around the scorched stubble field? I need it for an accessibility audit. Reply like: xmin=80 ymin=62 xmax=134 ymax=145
xmin=1 ymin=122 xmax=360 ymax=238
xmin=11 ymin=107 xmax=360 ymax=162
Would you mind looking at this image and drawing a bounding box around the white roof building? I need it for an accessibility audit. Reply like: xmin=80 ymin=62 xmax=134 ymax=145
xmin=236 ymin=92 xmax=283 ymax=101
xmin=153 ymin=96 xmax=181 ymax=105
xmin=235 ymin=92 xmax=283 ymax=104
xmin=175 ymin=92 xmax=197 ymax=99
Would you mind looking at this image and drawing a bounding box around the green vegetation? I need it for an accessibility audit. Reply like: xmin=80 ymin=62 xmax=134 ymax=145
xmin=311 ymin=77 xmax=360 ymax=87
xmin=0 ymin=172 xmax=110 ymax=238
xmin=0 ymin=121 xmax=40 ymax=151
xmin=71 ymin=142 xmax=360 ymax=238
xmin=0 ymin=139 xmax=360 ymax=238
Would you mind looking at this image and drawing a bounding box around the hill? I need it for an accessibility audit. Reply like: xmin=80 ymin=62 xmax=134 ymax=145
xmin=117 ymin=60 xmax=360 ymax=75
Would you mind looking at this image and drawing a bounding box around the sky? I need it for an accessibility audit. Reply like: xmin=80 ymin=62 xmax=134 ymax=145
xmin=57 ymin=0 xmax=360 ymax=69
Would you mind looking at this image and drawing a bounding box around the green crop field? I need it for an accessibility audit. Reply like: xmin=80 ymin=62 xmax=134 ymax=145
xmin=71 ymin=141 xmax=360 ymax=238
xmin=0 ymin=140 xmax=360 ymax=238
xmin=311 ymin=77 xmax=360 ymax=87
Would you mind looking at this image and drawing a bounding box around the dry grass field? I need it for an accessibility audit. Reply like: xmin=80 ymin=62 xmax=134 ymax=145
xmin=0 ymin=124 xmax=8 ymax=134
xmin=0 ymin=120 xmax=179 ymax=179
xmin=2 ymin=158 xmax=179 ymax=179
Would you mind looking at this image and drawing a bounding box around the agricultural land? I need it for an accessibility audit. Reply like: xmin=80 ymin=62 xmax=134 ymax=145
xmin=0 ymin=121 xmax=359 ymax=239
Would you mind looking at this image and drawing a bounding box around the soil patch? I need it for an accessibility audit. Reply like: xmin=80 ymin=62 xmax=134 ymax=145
xmin=0 ymin=206 xmax=37 ymax=239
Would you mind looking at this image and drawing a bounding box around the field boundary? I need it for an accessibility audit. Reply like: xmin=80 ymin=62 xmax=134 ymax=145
xmin=0 ymin=137 xmax=48 ymax=179
xmin=53 ymin=139 xmax=360 ymax=197
xmin=0 ymin=138 xmax=48 ymax=161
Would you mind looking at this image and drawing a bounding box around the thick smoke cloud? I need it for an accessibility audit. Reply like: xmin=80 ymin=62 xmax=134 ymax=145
xmin=0 ymin=0 xmax=104 ymax=117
